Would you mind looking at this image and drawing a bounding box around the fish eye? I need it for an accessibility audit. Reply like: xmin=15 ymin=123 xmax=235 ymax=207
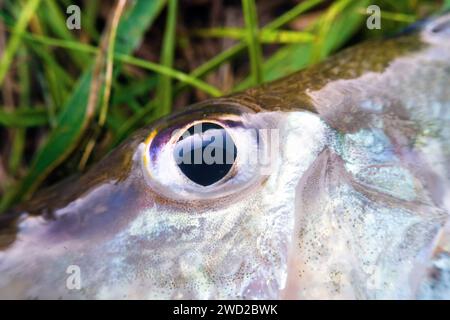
xmin=140 ymin=106 xmax=272 ymax=201
xmin=173 ymin=122 xmax=237 ymax=186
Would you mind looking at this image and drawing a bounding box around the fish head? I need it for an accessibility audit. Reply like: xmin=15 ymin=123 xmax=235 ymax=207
xmin=40 ymin=98 xmax=329 ymax=299
xmin=109 ymin=100 xmax=329 ymax=299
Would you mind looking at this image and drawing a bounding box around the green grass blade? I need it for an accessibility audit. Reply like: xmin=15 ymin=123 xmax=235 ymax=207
xmin=27 ymin=41 xmax=74 ymax=88
xmin=117 ymin=54 xmax=222 ymax=97
xmin=175 ymin=0 xmax=323 ymax=93
xmin=113 ymin=101 xmax=157 ymax=146
xmin=112 ymin=76 xmax=157 ymax=106
xmin=234 ymin=0 xmax=369 ymax=90
xmin=0 ymin=71 xmax=93 ymax=211
xmin=20 ymin=32 xmax=223 ymax=97
xmin=0 ymin=0 xmax=41 ymax=86
xmin=9 ymin=48 xmax=31 ymax=174
xmin=192 ymin=28 xmax=315 ymax=43
xmin=311 ymin=0 xmax=354 ymax=63
xmin=360 ymin=9 xmax=415 ymax=23
xmin=40 ymin=0 xmax=87 ymax=68
xmin=175 ymin=42 xmax=247 ymax=93
xmin=156 ymin=0 xmax=178 ymax=117
xmin=445 ymin=0 xmax=450 ymax=10
xmin=0 ymin=107 xmax=48 ymax=127
xmin=82 ymin=0 xmax=101 ymax=41
xmin=242 ymin=0 xmax=263 ymax=85
xmin=115 ymin=0 xmax=166 ymax=55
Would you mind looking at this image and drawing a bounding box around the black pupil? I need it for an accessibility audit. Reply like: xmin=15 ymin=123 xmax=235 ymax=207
xmin=173 ymin=122 xmax=237 ymax=186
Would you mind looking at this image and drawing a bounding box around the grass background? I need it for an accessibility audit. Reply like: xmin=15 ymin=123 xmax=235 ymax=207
xmin=0 ymin=0 xmax=448 ymax=213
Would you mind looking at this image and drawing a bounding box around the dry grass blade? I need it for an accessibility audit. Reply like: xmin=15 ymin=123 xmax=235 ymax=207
xmin=0 ymin=0 xmax=41 ymax=86
xmin=79 ymin=0 xmax=128 ymax=170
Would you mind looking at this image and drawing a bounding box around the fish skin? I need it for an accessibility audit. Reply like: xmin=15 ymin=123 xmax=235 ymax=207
xmin=1 ymin=14 xmax=450 ymax=299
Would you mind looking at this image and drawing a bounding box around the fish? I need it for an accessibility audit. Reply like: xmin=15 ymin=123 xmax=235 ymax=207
xmin=1 ymin=13 xmax=450 ymax=300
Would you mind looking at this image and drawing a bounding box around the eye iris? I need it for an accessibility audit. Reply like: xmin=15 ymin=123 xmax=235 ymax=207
xmin=173 ymin=122 xmax=237 ymax=186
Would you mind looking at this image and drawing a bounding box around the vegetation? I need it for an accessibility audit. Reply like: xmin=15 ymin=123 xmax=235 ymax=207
xmin=0 ymin=0 xmax=447 ymax=212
